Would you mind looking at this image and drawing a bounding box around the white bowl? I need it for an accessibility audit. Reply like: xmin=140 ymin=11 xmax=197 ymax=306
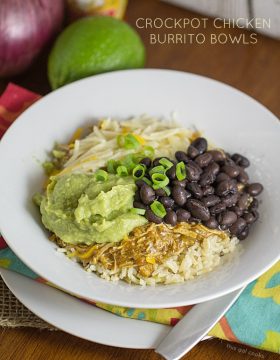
xmin=0 ymin=69 xmax=279 ymax=308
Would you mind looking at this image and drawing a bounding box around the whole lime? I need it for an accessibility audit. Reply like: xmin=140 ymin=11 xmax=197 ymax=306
xmin=48 ymin=16 xmax=146 ymax=89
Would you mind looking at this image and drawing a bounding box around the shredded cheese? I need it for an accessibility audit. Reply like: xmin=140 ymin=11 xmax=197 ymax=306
xmin=56 ymin=115 xmax=198 ymax=177
xmin=68 ymin=127 xmax=83 ymax=144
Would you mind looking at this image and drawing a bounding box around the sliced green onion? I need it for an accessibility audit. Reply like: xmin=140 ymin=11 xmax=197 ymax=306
xmin=176 ymin=161 xmax=187 ymax=181
xmin=150 ymin=200 xmax=167 ymax=218
xmin=132 ymin=164 xmax=146 ymax=179
xmin=163 ymin=186 xmax=171 ymax=196
xmin=151 ymin=173 xmax=169 ymax=189
xmin=119 ymin=154 xmax=137 ymax=173
xmin=142 ymin=177 xmax=152 ymax=186
xmin=159 ymin=158 xmax=173 ymax=170
xmin=132 ymin=147 xmax=154 ymax=164
xmin=117 ymin=134 xmax=140 ymax=149
xmin=149 ymin=165 xmax=165 ymax=176
xmin=107 ymin=160 xmax=118 ymax=174
xmin=142 ymin=145 xmax=155 ymax=158
xmin=117 ymin=165 xmax=128 ymax=177
xmin=131 ymin=153 xmax=143 ymax=163
xmin=124 ymin=134 xmax=140 ymax=149
xmin=95 ymin=169 xmax=108 ymax=182
xmin=130 ymin=208 xmax=146 ymax=215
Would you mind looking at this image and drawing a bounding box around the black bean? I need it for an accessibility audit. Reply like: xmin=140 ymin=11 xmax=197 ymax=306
xmin=159 ymin=196 xmax=175 ymax=209
xmin=155 ymin=188 xmax=167 ymax=197
xmin=187 ymin=145 xmax=200 ymax=159
xmin=134 ymin=190 xmax=141 ymax=202
xmin=199 ymin=162 xmax=220 ymax=186
xmin=202 ymin=185 xmax=214 ymax=196
xmin=218 ymin=211 xmax=238 ymax=226
xmin=191 ymin=137 xmax=208 ymax=154
xmin=237 ymin=168 xmax=249 ymax=184
xmin=145 ymin=209 xmax=162 ymax=224
xmin=186 ymin=183 xmax=203 ymax=199
xmin=231 ymin=153 xmax=242 ymax=164
xmin=203 ymin=217 xmax=219 ymax=229
xmin=210 ymin=202 xmax=226 ymax=215
xmin=195 ymin=153 xmax=213 ymax=168
xmin=247 ymin=183 xmax=264 ymax=197
xmin=192 ymin=160 xmax=203 ymax=174
xmin=229 ymin=218 xmax=247 ymax=236
xmin=200 ymin=172 xmax=215 ymax=187
xmin=185 ymin=161 xmax=202 ymax=181
xmin=209 ymin=162 xmax=220 ymax=175
xmin=237 ymin=226 xmax=250 ymax=240
xmin=240 ymin=158 xmax=250 ymax=168
xmin=224 ymin=157 xmax=236 ymax=167
xmin=140 ymin=184 xmax=156 ymax=205
xmin=208 ymin=150 xmax=226 ymax=163
xmin=189 ymin=217 xmax=200 ymax=223
xmin=216 ymin=173 xmax=231 ymax=183
xmin=222 ymin=193 xmax=239 ymax=208
xmin=164 ymin=209 xmax=177 ymax=226
xmin=172 ymin=179 xmax=188 ymax=188
xmin=152 ymin=157 xmax=162 ymax=167
xmin=215 ymin=179 xmax=237 ymax=196
xmin=221 ymin=165 xmax=240 ymax=178
xmin=140 ymin=157 xmax=152 ymax=168
xmin=135 ymin=179 xmax=146 ymax=188
xmin=249 ymin=198 xmax=259 ymax=211
xmin=242 ymin=212 xmax=254 ymax=224
xmin=133 ymin=201 xmax=148 ymax=210
xmin=230 ymin=206 xmax=244 ymax=217
xmin=186 ymin=199 xmax=210 ymax=221
xmin=166 ymin=165 xmax=176 ymax=180
xmin=243 ymin=210 xmax=259 ymax=224
xmin=237 ymin=193 xmax=250 ymax=210
xmin=176 ymin=209 xmax=191 ymax=222
xmin=231 ymin=153 xmax=250 ymax=168
xmin=175 ymin=151 xmax=189 ymax=163
xmin=171 ymin=185 xmax=190 ymax=206
xmin=202 ymin=195 xmax=221 ymax=207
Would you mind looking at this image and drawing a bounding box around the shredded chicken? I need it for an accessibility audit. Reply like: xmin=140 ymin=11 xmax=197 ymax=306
xmin=51 ymin=222 xmax=229 ymax=276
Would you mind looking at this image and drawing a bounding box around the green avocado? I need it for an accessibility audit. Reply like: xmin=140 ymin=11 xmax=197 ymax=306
xmin=39 ymin=173 xmax=147 ymax=245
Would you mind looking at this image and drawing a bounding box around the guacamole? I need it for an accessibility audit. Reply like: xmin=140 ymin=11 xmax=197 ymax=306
xmin=39 ymin=174 xmax=147 ymax=245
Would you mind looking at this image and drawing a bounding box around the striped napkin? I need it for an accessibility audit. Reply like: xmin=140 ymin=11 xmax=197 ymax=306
xmin=0 ymin=83 xmax=279 ymax=354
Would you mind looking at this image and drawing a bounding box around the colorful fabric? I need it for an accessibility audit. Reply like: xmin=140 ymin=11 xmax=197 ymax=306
xmin=0 ymin=83 xmax=279 ymax=354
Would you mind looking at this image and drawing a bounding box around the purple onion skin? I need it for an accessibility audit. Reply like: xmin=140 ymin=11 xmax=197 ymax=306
xmin=0 ymin=0 xmax=64 ymax=77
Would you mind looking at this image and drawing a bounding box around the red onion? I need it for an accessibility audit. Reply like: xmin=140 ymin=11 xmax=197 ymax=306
xmin=0 ymin=0 xmax=64 ymax=77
